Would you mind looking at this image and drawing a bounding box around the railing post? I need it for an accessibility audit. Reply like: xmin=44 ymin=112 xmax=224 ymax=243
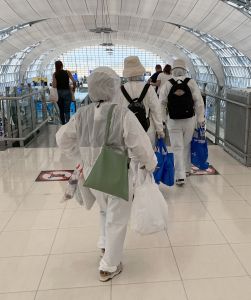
xmin=16 ymin=99 xmax=24 ymax=147
xmin=215 ymin=98 xmax=221 ymax=145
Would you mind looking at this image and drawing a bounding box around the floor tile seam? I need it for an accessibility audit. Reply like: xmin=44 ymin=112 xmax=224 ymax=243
xmin=0 ymin=209 xmax=21 ymax=234
xmin=49 ymin=246 xmax=173 ymax=256
xmin=15 ymin=207 xmax=67 ymax=211
xmin=111 ymin=275 xmax=251 ymax=286
xmin=35 ymin=283 xmax=114 ymax=293
xmin=169 ymin=242 xmax=229 ymax=247
xmin=0 ymin=254 xmax=49 ymax=260
xmin=191 ymin=185 xmax=251 ymax=222
xmin=164 ymin=229 xmax=189 ymax=300
xmin=198 ymin=196 xmax=250 ymax=277
xmin=34 ymin=204 xmax=68 ymax=298
xmin=0 ymin=290 xmax=36 ymax=295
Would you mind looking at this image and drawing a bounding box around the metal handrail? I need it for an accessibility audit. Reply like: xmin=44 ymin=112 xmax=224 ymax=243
xmin=0 ymin=88 xmax=55 ymax=147
xmin=205 ymin=92 xmax=251 ymax=109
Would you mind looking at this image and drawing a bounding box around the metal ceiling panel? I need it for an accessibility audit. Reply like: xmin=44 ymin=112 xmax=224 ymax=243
xmin=138 ymin=18 xmax=153 ymax=33
xmin=148 ymin=20 xmax=165 ymax=36
xmin=167 ymin=0 xmax=198 ymax=24
xmin=47 ymin=0 xmax=72 ymax=16
xmin=66 ymin=0 xmax=89 ymax=15
xmin=57 ymin=17 xmax=75 ymax=33
xmin=182 ymin=0 xmax=218 ymax=29
xmin=6 ymin=0 xmax=40 ymax=21
xmin=210 ymin=10 xmax=248 ymax=38
xmin=71 ymin=15 xmax=87 ymax=31
xmin=121 ymin=0 xmax=140 ymax=16
xmin=196 ymin=1 xmax=234 ymax=32
xmin=137 ymin=0 xmax=159 ymax=18
xmin=26 ymin=0 xmax=57 ymax=18
xmin=0 ymin=0 xmax=24 ymax=27
xmin=118 ymin=15 xmax=130 ymax=31
xmin=128 ymin=16 xmax=141 ymax=32
xmin=152 ymin=0 xmax=178 ymax=20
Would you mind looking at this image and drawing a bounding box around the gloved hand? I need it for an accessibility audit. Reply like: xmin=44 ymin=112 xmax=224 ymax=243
xmin=198 ymin=120 xmax=206 ymax=128
xmin=157 ymin=131 xmax=165 ymax=139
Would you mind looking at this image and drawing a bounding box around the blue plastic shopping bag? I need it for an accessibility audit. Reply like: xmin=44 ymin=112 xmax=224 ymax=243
xmin=191 ymin=127 xmax=209 ymax=170
xmin=153 ymin=139 xmax=175 ymax=186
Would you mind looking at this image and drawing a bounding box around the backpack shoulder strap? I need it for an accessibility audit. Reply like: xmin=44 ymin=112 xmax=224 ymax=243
xmin=138 ymin=83 xmax=150 ymax=102
xmin=121 ymin=85 xmax=133 ymax=103
xmin=183 ymin=78 xmax=191 ymax=85
xmin=169 ymin=78 xmax=176 ymax=86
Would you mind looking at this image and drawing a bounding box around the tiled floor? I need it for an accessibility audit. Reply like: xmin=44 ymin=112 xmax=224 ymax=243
xmin=0 ymin=145 xmax=251 ymax=299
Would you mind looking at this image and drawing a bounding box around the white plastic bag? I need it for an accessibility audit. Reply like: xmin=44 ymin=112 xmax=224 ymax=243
xmin=49 ymin=87 xmax=58 ymax=102
xmin=62 ymin=164 xmax=96 ymax=210
xmin=130 ymin=170 xmax=168 ymax=235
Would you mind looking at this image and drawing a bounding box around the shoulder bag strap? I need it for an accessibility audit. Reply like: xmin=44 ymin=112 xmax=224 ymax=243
xmin=121 ymin=85 xmax=133 ymax=103
xmin=183 ymin=78 xmax=191 ymax=85
xmin=138 ymin=83 xmax=150 ymax=102
xmin=104 ymin=104 xmax=117 ymax=145
xmin=169 ymin=78 xmax=176 ymax=86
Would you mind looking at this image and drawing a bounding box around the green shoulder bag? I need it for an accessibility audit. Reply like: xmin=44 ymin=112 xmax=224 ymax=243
xmin=83 ymin=104 xmax=129 ymax=201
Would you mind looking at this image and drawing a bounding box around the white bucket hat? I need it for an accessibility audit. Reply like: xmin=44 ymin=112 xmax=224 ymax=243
xmin=172 ymin=59 xmax=187 ymax=70
xmin=123 ymin=56 xmax=146 ymax=78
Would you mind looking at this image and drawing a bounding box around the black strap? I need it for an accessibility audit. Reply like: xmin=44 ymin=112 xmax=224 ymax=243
xmin=121 ymin=85 xmax=133 ymax=103
xmin=169 ymin=78 xmax=176 ymax=86
xmin=183 ymin=78 xmax=191 ymax=85
xmin=138 ymin=83 xmax=150 ymax=102
xmin=121 ymin=84 xmax=150 ymax=104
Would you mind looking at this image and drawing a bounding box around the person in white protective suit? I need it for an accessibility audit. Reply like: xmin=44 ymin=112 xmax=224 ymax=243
xmin=56 ymin=67 xmax=157 ymax=282
xmin=119 ymin=56 xmax=164 ymax=145
xmin=159 ymin=59 xmax=205 ymax=185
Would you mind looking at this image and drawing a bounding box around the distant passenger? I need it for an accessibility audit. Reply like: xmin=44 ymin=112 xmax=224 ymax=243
xmin=120 ymin=56 xmax=164 ymax=145
xmin=52 ymin=60 xmax=76 ymax=124
xmin=56 ymin=67 xmax=157 ymax=282
xmin=159 ymin=59 xmax=205 ymax=185
xmin=148 ymin=64 xmax=162 ymax=94
xmin=156 ymin=64 xmax=172 ymax=96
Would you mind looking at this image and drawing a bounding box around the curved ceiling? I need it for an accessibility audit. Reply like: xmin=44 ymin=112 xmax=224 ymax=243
xmin=0 ymin=0 xmax=250 ymax=85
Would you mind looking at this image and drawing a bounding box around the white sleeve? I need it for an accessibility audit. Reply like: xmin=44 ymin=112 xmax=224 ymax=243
xmin=56 ymin=115 xmax=81 ymax=160
xmin=123 ymin=110 xmax=157 ymax=172
xmin=147 ymin=85 xmax=164 ymax=134
xmin=188 ymin=79 xmax=205 ymax=123
xmin=159 ymin=81 xmax=171 ymax=122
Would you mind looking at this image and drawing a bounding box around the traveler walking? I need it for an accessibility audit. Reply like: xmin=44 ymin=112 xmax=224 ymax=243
xmin=156 ymin=64 xmax=172 ymax=96
xmin=159 ymin=59 xmax=205 ymax=185
xmin=56 ymin=67 xmax=157 ymax=281
xmin=120 ymin=56 xmax=164 ymax=145
xmin=52 ymin=60 xmax=76 ymax=124
xmin=148 ymin=64 xmax=162 ymax=94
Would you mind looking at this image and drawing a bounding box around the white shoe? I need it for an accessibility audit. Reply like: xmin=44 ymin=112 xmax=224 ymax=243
xmin=176 ymin=179 xmax=185 ymax=186
xmin=99 ymin=262 xmax=123 ymax=282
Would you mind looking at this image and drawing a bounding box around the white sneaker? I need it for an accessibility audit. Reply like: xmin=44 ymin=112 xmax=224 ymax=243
xmin=99 ymin=262 xmax=123 ymax=282
xmin=176 ymin=179 xmax=185 ymax=186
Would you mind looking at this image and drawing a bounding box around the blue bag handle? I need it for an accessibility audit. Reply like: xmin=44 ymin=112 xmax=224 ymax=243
xmin=156 ymin=138 xmax=167 ymax=153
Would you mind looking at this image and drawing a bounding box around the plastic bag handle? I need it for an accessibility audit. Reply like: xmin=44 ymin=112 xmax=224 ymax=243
xmin=197 ymin=126 xmax=206 ymax=140
xmin=156 ymin=138 xmax=168 ymax=153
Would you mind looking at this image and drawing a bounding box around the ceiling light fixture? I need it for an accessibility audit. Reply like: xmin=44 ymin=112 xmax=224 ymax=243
xmin=89 ymin=0 xmax=117 ymax=34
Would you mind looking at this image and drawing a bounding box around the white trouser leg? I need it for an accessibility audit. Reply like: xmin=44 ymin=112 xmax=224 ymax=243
xmin=183 ymin=117 xmax=196 ymax=173
xmin=168 ymin=120 xmax=185 ymax=180
xmin=95 ymin=192 xmax=108 ymax=249
xmin=99 ymin=196 xmax=132 ymax=272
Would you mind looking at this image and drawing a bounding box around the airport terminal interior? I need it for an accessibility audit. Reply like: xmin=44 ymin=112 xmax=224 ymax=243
xmin=1 ymin=0 xmax=251 ymax=299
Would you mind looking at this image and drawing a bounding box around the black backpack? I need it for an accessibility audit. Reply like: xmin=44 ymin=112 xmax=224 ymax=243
xmin=168 ymin=78 xmax=195 ymax=119
xmin=121 ymin=84 xmax=150 ymax=131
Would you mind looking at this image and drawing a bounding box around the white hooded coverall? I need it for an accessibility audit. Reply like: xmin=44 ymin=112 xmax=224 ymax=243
xmin=159 ymin=76 xmax=205 ymax=180
xmin=56 ymin=67 xmax=157 ymax=273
